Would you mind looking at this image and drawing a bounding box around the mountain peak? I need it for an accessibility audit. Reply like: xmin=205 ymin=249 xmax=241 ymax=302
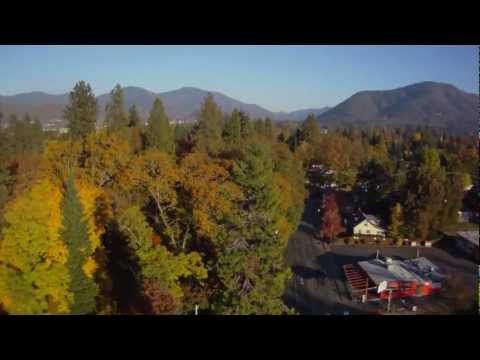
xmin=318 ymin=82 xmax=477 ymax=134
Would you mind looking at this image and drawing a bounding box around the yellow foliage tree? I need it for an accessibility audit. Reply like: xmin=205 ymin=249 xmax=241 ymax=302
xmin=0 ymin=179 xmax=72 ymax=314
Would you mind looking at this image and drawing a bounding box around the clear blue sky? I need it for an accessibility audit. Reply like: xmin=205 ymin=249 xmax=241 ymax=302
xmin=0 ymin=45 xmax=477 ymax=112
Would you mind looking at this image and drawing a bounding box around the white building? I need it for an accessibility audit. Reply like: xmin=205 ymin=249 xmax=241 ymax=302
xmin=352 ymin=213 xmax=386 ymax=238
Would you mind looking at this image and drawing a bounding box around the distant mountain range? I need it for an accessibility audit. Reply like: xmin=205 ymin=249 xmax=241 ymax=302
xmin=0 ymin=86 xmax=329 ymax=125
xmin=316 ymin=82 xmax=477 ymax=134
xmin=0 ymin=82 xmax=477 ymax=134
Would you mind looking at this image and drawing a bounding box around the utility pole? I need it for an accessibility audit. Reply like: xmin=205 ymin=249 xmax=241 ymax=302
xmin=387 ymin=289 xmax=393 ymax=313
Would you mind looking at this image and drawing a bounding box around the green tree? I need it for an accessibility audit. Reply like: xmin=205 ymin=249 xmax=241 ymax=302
xmin=223 ymin=109 xmax=242 ymax=148
xmin=405 ymin=147 xmax=446 ymax=240
xmin=61 ymin=178 xmax=99 ymax=314
xmin=214 ymin=144 xmax=293 ymax=314
xmin=128 ymin=104 xmax=141 ymax=128
xmin=118 ymin=206 xmax=207 ymax=312
xmin=388 ymin=203 xmax=404 ymax=239
xmin=264 ymin=117 xmax=274 ymax=140
xmin=195 ymin=94 xmax=224 ymax=154
xmin=105 ymin=84 xmax=129 ymax=133
xmin=145 ymin=98 xmax=175 ymax=154
xmin=239 ymin=111 xmax=254 ymax=140
xmin=64 ymin=81 xmax=98 ymax=140
xmin=301 ymin=114 xmax=321 ymax=144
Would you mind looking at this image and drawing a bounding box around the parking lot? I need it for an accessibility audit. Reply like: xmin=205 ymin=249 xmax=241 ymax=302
xmin=283 ymin=194 xmax=478 ymax=315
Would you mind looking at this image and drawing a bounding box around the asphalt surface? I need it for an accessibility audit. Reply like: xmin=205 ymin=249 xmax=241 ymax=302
xmin=283 ymin=191 xmax=479 ymax=315
xmin=283 ymin=193 xmax=370 ymax=315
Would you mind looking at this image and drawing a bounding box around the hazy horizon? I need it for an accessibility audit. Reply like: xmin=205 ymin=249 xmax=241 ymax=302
xmin=0 ymin=45 xmax=477 ymax=112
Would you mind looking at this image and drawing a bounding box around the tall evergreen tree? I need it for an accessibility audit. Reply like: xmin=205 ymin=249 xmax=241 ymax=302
xmin=61 ymin=178 xmax=98 ymax=314
xmin=239 ymin=111 xmax=254 ymax=140
xmin=388 ymin=203 xmax=404 ymax=240
xmin=64 ymin=81 xmax=98 ymax=140
xmin=195 ymin=94 xmax=224 ymax=154
xmin=264 ymin=117 xmax=274 ymax=140
xmin=214 ymin=144 xmax=291 ymax=314
xmin=128 ymin=104 xmax=141 ymax=127
xmin=301 ymin=114 xmax=321 ymax=144
xmin=405 ymin=147 xmax=446 ymax=240
xmin=105 ymin=84 xmax=129 ymax=133
xmin=145 ymin=98 xmax=175 ymax=154
xmin=223 ymin=109 xmax=242 ymax=147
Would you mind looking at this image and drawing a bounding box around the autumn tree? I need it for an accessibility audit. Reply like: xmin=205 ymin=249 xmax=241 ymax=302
xmin=61 ymin=177 xmax=99 ymax=314
xmin=0 ymin=180 xmax=72 ymax=314
xmin=105 ymin=84 xmax=129 ymax=133
xmin=64 ymin=81 xmax=98 ymax=140
xmin=145 ymin=98 xmax=175 ymax=155
xmin=118 ymin=206 xmax=207 ymax=313
xmin=134 ymin=149 xmax=181 ymax=248
xmin=194 ymin=94 xmax=224 ymax=155
xmin=320 ymin=193 xmax=344 ymax=242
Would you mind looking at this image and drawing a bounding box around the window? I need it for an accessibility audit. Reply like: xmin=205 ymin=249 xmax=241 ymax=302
xmin=366 ymin=230 xmax=371 ymax=234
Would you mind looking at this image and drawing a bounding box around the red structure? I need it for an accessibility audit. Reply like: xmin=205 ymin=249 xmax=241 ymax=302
xmin=344 ymin=256 xmax=446 ymax=301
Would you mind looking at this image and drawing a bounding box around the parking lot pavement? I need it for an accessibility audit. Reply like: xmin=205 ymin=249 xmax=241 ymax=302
xmin=284 ymin=190 xmax=478 ymax=315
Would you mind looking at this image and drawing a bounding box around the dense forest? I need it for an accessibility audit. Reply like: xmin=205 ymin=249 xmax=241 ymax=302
xmin=0 ymin=82 xmax=306 ymax=315
xmin=0 ymin=82 xmax=477 ymax=315
xmin=293 ymin=115 xmax=478 ymax=242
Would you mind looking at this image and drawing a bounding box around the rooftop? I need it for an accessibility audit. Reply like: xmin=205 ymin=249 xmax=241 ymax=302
xmin=457 ymin=231 xmax=479 ymax=246
xmin=358 ymin=257 xmax=446 ymax=286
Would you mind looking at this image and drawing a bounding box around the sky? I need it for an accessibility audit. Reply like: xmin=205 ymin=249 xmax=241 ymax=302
xmin=0 ymin=45 xmax=477 ymax=112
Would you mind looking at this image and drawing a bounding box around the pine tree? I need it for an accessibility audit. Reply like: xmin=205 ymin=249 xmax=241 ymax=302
xmin=61 ymin=178 xmax=98 ymax=314
xmin=128 ymin=104 xmax=141 ymax=127
xmin=64 ymin=81 xmax=98 ymax=140
xmin=195 ymin=94 xmax=224 ymax=154
xmin=145 ymin=98 xmax=175 ymax=154
xmin=105 ymin=84 xmax=129 ymax=133
xmin=301 ymin=114 xmax=321 ymax=144
xmin=215 ymin=144 xmax=292 ymax=315
xmin=388 ymin=203 xmax=404 ymax=239
xmin=223 ymin=109 xmax=242 ymax=147
xmin=239 ymin=111 xmax=254 ymax=140
xmin=405 ymin=147 xmax=446 ymax=240
xmin=264 ymin=117 xmax=274 ymax=140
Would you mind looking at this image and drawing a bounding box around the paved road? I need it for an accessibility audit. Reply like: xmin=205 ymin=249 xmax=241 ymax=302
xmin=284 ymin=193 xmax=367 ymax=314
